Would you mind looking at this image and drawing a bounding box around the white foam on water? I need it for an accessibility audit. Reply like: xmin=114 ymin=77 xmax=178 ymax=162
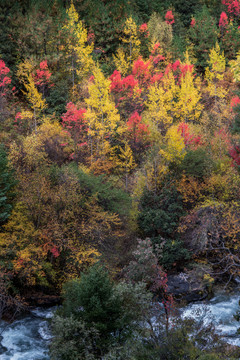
xmin=0 ymin=311 xmax=51 ymax=359
xmin=31 ymin=307 xmax=55 ymax=319
xmin=181 ymin=293 xmax=240 ymax=346
xmin=38 ymin=321 xmax=53 ymax=340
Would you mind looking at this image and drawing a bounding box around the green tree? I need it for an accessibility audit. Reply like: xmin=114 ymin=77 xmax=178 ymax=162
xmin=52 ymin=264 xmax=151 ymax=358
xmin=0 ymin=145 xmax=16 ymax=227
xmin=188 ymin=6 xmax=218 ymax=71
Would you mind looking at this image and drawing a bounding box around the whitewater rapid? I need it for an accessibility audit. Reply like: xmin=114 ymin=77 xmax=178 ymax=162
xmin=0 ymin=293 xmax=239 ymax=359
xmin=0 ymin=307 xmax=53 ymax=360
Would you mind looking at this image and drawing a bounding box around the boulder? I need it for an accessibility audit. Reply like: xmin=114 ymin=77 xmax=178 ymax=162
xmin=167 ymin=271 xmax=208 ymax=302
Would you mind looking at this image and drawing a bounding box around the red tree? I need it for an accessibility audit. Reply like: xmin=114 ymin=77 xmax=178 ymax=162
xmin=127 ymin=111 xmax=149 ymax=146
xmin=165 ymin=10 xmax=175 ymax=25
xmin=61 ymin=102 xmax=87 ymax=161
xmin=0 ymin=60 xmax=11 ymax=98
xmin=222 ymin=0 xmax=240 ymax=17
xmin=219 ymin=11 xmax=228 ymax=29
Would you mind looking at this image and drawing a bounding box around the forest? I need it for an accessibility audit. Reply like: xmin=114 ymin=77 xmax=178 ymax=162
xmin=1 ymin=0 xmax=240 ymax=358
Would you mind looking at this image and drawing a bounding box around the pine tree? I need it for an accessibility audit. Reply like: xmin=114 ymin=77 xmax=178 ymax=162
xmin=0 ymin=145 xmax=17 ymax=227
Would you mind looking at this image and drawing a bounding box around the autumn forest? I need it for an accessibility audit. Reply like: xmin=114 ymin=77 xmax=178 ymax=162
xmin=1 ymin=0 xmax=240 ymax=358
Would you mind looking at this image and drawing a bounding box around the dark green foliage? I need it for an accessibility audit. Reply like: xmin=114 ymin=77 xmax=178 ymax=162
xmin=69 ymin=164 xmax=131 ymax=217
xmin=61 ymin=265 xmax=122 ymax=349
xmin=188 ymin=6 xmax=218 ymax=71
xmin=220 ymin=21 xmax=240 ymax=61
xmin=46 ymin=81 xmax=68 ymax=116
xmin=179 ymin=148 xmax=213 ymax=179
xmin=137 ymin=185 xmax=190 ymax=268
xmin=53 ymin=265 xmax=152 ymax=358
xmin=0 ymin=145 xmax=17 ymax=226
xmin=173 ymin=0 xmax=202 ymax=27
xmin=231 ymin=104 xmax=240 ymax=134
xmin=138 ymin=184 xmax=185 ymax=238
xmin=0 ymin=0 xmax=22 ymax=70
xmin=153 ymin=236 xmax=190 ymax=269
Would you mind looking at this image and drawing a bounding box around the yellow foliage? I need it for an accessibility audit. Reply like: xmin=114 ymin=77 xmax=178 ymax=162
xmin=174 ymin=52 xmax=203 ymax=122
xmin=17 ymin=60 xmax=46 ymax=113
xmin=229 ymin=50 xmax=240 ymax=82
xmin=85 ymin=66 xmax=122 ymax=157
xmin=0 ymin=202 xmax=47 ymax=286
xmin=122 ymin=17 xmax=140 ymax=66
xmin=205 ymin=43 xmax=228 ymax=99
xmin=145 ymin=72 xmax=175 ymax=139
xmin=9 ymin=120 xmax=72 ymax=170
xmin=159 ymin=124 xmax=186 ymax=164
xmin=64 ymin=244 xmax=100 ymax=280
xmin=113 ymin=48 xmax=129 ymax=76
xmin=110 ymin=142 xmax=136 ymax=173
xmin=63 ymin=2 xmax=94 ymax=79
xmin=176 ymin=174 xmax=205 ymax=206
xmin=148 ymin=12 xmax=173 ymax=52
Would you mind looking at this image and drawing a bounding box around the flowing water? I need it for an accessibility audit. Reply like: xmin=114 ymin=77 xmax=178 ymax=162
xmin=181 ymin=292 xmax=240 ymax=346
xmin=0 ymin=307 xmax=54 ymax=360
xmin=0 ymin=293 xmax=240 ymax=359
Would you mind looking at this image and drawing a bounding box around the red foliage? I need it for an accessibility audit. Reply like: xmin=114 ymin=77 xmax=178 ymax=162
xmin=229 ymin=145 xmax=240 ymax=166
xmin=109 ymin=70 xmax=142 ymax=115
xmin=87 ymin=30 xmax=95 ymax=44
xmin=222 ymin=0 xmax=240 ymax=17
xmin=165 ymin=10 xmax=175 ymax=25
xmin=178 ymin=122 xmax=202 ymax=148
xmin=219 ymin=11 xmax=228 ymax=28
xmin=139 ymin=23 xmax=148 ymax=32
xmin=152 ymin=54 xmax=165 ymax=66
xmin=61 ymin=102 xmax=86 ymax=132
xmin=33 ymin=60 xmax=52 ymax=87
xmin=110 ymin=70 xmax=138 ymax=95
xmin=0 ymin=59 xmax=11 ymax=97
xmin=231 ymin=96 xmax=240 ymax=109
xmin=151 ymin=42 xmax=161 ymax=55
xmin=164 ymin=63 xmax=172 ymax=76
xmin=179 ymin=63 xmax=194 ymax=79
xmin=50 ymin=246 xmax=60 ymax=258
xmin=61 ymin=102 xmax=88 ymax=153
xmin=139 ymin=23 xmax=149 ymax=37
xmin=150 ymin=72 xmax=163 ymax=84
xmin=127 ymin=111 xmax=149 ymax=143
xmin=190 ymin=18 xmax=196 ymax=27
xmin=13 ymin=112 xmax=22 ymax=129
xmin=132 ymin=58 xmax=151 ymax=86
xmin=172 ymin=60 xmax=180 ymax=72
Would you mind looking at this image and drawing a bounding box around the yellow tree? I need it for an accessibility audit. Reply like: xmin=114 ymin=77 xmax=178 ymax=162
xmin=205 ymin=43 xmax=227 ymax=99
xmin=121 ymin=16 xmax=140 ymax=67
xmin=174 ymin=53 xmax=203 ymax=123
xmin=63 ymin=2 xmax=94 ymax=90
xmin=145 ymin=70 xmax=176 ymax=140
xmin=159 ymin=124 xmax=186 ymax=164
xmin=113 ymin=48 xmax=129 ymax=76
xmin=17 ymin=60 xmax=46 ymax=133
xmin=110 ymin=142 xmax=136 ymax=190
xmin=85 ymin=66 xmax=123 ymax=163
xmin=229 ymin=50 xmax=240 ymax=82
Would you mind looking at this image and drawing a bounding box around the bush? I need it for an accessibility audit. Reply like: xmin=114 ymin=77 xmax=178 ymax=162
xmin=138 ymin=184 xmax=185 ymax=238
xmin=179 ymin=148 xmax=213 ymax=179
xmin=51 ymin=265 xmax=152 ymax=359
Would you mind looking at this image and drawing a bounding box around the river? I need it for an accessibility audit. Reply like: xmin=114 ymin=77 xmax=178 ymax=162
xmin=0 ymin=293 xmax=239 ymax=359
xmin=0 ymin=307 xmax=53 ymax=360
